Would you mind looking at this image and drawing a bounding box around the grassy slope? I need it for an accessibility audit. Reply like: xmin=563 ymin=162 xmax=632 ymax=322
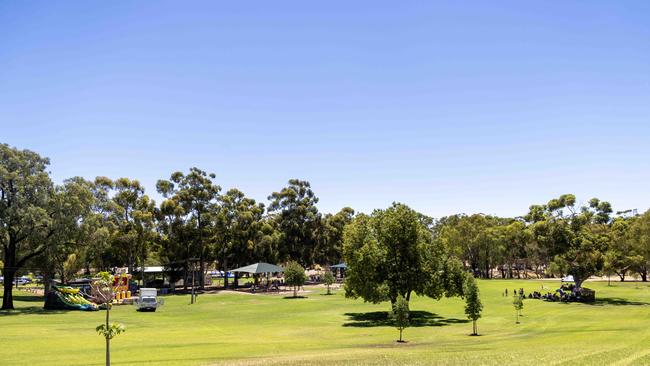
xmin=2 ymin=280 xmax=650 ymax=366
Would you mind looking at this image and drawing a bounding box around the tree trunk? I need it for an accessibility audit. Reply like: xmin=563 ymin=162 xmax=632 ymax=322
xmin=106 ymin=338 xmax=110 ymax=366
xmin=473 ymin=320 xmax=477 ymax=335
xmin=105 ymin=304 xmax=110 ymax=366
xmin=183 ymin=262 xmax=188 ymax=291
xmin=43 ymin=270 xmax=53 ymax=295
xmin=199 ymin=255 xmax=205 ymax=290
xmin=574 ymin=277 xmax=584 ymax=290
xmin=399 ymin=328 xmax=403 ymax=342
xmin=642 ymin=270 xmax=648 ymax=282
xmin=2 ymin=270 xmax=16 ymax=310
xmin=141 ymin=241 xmax=146 ymax=287
xmin=222 ymin=258 xmax=229 ymax=289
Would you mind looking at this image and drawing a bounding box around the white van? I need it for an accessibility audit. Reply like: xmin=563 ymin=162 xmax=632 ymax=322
xmin=134 ymin=288 xmax=164 ymax=312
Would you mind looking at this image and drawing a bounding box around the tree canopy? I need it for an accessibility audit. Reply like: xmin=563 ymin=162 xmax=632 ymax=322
xmin=343 ymin=203 xmax=465 ymax=306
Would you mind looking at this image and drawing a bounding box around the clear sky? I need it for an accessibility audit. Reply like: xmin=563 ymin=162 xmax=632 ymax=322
xmin=1 ymin=1 xmax=649 ymax=218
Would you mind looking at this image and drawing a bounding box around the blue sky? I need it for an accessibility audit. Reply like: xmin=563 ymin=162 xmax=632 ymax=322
xmin=1 ymin=1 xmax=649 ymax=217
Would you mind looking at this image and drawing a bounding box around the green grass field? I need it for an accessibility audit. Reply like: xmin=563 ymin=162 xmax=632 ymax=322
xmin=2 ymin=280 xmax=650 ymax=365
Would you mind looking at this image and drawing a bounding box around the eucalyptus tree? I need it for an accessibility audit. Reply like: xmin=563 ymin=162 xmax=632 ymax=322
xmin=603 ymin=217 xmax=641 ymax=282
xmin=108 ymin=178 xmax=156 ymax=282
xmin=268 ymin=179 xmax=321 ymax=266
xmin=1 ymin=144 xmax=55 ymax=309
xmin=526 ymin=194 xmax=612 ymax=289
xmin=315 ymin=207 xmax=355 ymax=265
xmin=214 ymin=188 xmax=269 ymax=288
xmin=343 ymin=203 xmax=465 ymax=309
xmin=435 ymin=214 xmax=507 ymax=279
xmin=36 ymin=177 xmax=97 ymax=292
xmin=155 ymin=198 xmax=193 ymax=291
xmin=157 ymin=168 xmax=220 ymax=288
xmin=628 ymin=210 xmax=650 ymax=281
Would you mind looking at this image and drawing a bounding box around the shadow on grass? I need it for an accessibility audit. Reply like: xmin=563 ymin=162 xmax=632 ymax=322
xmin=343 ymin=310 xmax=469 ymax=328
xmin=587 ymin=297 xmax=650 ymax=306
xmin=9 ymin=294 xmax=43 ymax=302
xmin=0 ymin=306 xmax=69 ymax=316
xmin=283 ymin=296 xmax=307 ymax=299
xmin=0 ymin=293 xmax=80 ymax=316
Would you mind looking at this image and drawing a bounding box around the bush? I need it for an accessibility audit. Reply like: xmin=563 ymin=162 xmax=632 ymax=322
xmin=323 ymin=271 xmax=335 ymax=295
xmin=392 ymin=295 xmax=409 ymax=342
xmin=284 ymin=261 xmax=307 ymax=297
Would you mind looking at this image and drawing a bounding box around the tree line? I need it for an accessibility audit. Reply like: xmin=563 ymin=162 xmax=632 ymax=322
xmin=435 ymin=194 xmax=650 ymax=289
xmin=0 ymin=144 xmax=353 ymax=309
xmin=2 ymin=143 xmax=650 ymax=311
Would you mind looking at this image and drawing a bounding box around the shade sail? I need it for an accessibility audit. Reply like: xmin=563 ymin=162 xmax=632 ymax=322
xmin=231 ymin=262 xmax=284 ymax=274
xmin=330 ymin=263 xmax=347 ymax=269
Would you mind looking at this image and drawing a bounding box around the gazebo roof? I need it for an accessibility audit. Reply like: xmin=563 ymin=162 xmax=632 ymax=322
xmin=561 ymin=275 xmax=574 ymax=282
xmin=231 ymin=262 xmax=284 ymax=274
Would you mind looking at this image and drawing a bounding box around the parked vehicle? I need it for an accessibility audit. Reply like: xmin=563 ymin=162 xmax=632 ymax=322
xmin=134 ymin=288 xmax=163 ymax=312
xmin=13 ymin=277 xmax=31 ymax=285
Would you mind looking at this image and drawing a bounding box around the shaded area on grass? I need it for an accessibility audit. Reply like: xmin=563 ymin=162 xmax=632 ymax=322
xmin=0 ymin=291 xmax=66 ymax=316
xmin=343 ymin=310 xmax=468 ymax=328
xmin=588 ymin=297 xmax=650 ymax=306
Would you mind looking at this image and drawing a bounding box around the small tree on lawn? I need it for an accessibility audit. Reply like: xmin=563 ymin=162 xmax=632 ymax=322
xmin=513 ymin=295 xmax=524 ymax=324
xmin=463 ymin=275 xmax=482 ymax=335
xmin=284 ymin=261 xmax=307 ymax=298
xmin=323 ymin=271 xmax=335 ymax=295
xmin=392 ymin=295 xmax=409 ymax=342
xmin=95 ymin=272 xmax=126 ymax=366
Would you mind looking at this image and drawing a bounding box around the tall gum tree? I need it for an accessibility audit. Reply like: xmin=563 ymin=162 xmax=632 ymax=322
xmin=526 ymin=194 xmax=612 ymax=289
xmin=157 ymin=168 xmax=220 ymax=289
xmin=215 ymin=188 xmax=269 ymax=288
xmin=267 ymin=179 xmax=321 ymax=266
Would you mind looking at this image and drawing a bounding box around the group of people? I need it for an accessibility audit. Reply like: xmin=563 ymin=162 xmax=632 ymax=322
xmin=502 ymin=282 xmax=593 ymax=303
xmin=502 ymin=287 xmax=545 ymax=300
xmin=503 ymin=287 xmax=526 ymax=297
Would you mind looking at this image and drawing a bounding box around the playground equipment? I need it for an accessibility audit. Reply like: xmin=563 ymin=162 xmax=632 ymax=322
xmin=89 ymin=273 xmax=134 ymax=304
xmin=44 ymin=286 xmax=98 ymax=311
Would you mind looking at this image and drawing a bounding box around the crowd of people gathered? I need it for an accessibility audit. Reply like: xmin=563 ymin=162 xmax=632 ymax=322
xmin=502 ymin=283 xmax=595 ymax=303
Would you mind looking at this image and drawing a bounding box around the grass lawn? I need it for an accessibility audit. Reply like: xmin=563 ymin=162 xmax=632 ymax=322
xmin=2 ymin=280 xmax=650 ymax=365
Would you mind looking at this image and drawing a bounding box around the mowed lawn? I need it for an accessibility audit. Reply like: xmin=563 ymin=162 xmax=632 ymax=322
xmin=2 ymin=280 xmax=650 ymax=366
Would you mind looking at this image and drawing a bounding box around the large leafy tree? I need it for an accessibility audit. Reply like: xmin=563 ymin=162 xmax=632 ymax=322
xmin=157 ymin=168 xmax=220 ymax=288
xmin=628 ymin=210 xmax=650 ymax=281
xmin=435 ymin=214 xmax=509 ymax=279
xmin=526 ymin=194 xmax=612 ymax=289
xmin=603 ymin=217 xmax=641 ymax=282
xmin=343 ymin=203 xmax=465 ymax=307
xmin=1 ymin=144 xmax=55 ymax=309
xmin=268 ymin=179 xmax=321 ymax=265
xmin=36 ymin=177 xmax=97 ymax=293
